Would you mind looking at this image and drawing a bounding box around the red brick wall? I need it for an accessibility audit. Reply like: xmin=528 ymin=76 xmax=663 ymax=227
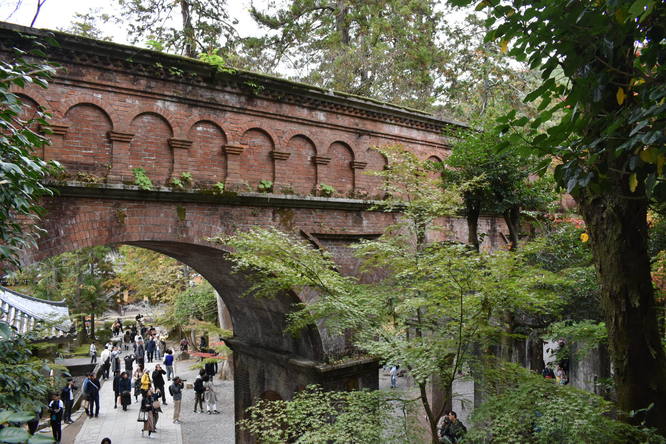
xmin=11 ymin=50 xmax=453 ymax=197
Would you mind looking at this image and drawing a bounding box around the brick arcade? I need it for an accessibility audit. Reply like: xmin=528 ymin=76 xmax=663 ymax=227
xmin=1 ymin=22 xmax=509 ymax=442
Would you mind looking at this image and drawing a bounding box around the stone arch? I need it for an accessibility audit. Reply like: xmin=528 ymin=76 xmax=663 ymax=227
xmin=364 ymin=147 xmax=388 ymax=199
xmin=63 ymin=103 xmax=113 ymax=176
xmin=328 ymin=141 xmax=355 ymax=195
xmin=187 ymin=120 xmax=227 ymax=185
xmin=129 ymin=112 xmax=174 ymax=186
xmin=240 ymin=128 xmax=275 ymax=189
xmin=426 ymin=155 xmax=443 ymax=182
xmin=285 ymin=135 xmax=317 ymax=194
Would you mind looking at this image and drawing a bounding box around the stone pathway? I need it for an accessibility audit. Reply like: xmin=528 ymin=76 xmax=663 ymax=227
xmin=72 ymin=358 xmax=183 ymax=444
xmin=177 ymin=359 xmax=235 ymax=444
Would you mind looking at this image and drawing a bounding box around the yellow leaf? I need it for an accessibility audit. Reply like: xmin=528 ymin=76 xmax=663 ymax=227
xmin=500 ymin=40 xmax=509 ymax=54
xmin=629 ymin=173 xmax=638 ymax=192
xmin=617 ymin=87 xmax=626 ymax=105
xmin=640 ymin=146 xmax=658 ymax=164
xmin=580 ymin=233 xmax=589 ymax=243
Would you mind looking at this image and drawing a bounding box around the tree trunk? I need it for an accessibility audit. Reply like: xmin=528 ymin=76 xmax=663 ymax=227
xmin=419 ymin=380 xmax=450 ymax=444
xmin=90 ymin=312 xmax=96 ymax=340
xmin=465 ymin=197 xmax=481 ymax=251
xmin=180 ymin=0 xmax=196 ymax=58
xmin=502 ymin=205 xmax=520 ymax=251
xmin=578 ymin=187 xmax=666 ymax=434
xmin=77 ymin=315 xmax=88 ymax=342
xmin=335 ymin=0 xmax=350 ymax=45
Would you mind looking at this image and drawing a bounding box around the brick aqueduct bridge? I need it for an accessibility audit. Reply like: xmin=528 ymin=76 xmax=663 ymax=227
xmin=3 ymin=23 xmax=508 ymax=441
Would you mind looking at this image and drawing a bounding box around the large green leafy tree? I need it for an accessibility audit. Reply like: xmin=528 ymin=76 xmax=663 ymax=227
xmin=0 ymin=47 xmax=57 ymax=266
xmin=10 ymin=247 xmax=116 ymax=341
xmin=220 ymin=146 xmax=564 ymax=443
xmin=450 ymin=0 xmax=666 ymax=432
xmin=245 ymin=0 xmax=449 ymax=110
xmin=443 ymin=119 xmax=555 ymax=251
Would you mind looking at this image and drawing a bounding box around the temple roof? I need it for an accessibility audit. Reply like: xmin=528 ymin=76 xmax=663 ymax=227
xmin=0 ymin=286 xmax=71 ymax=334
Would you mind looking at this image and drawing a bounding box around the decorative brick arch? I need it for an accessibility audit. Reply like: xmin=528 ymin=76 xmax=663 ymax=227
xmin=120 ymin=105 xmax=180 ymax=137
xmin=284 ymin=134 xmax=318 ymax=194
xmin=327 ymin=141 xmax=356 ymax=195
xmin=186 ymin=119 xmax=227 ymax=184
xmin=129 ymin=112 xmax=174 ymax=185
xmin=62 ymin=103 xmax=113 ymax=176
xmin=10 ymin=86 xmax=51 ymax=114
xmin=58 ymin=96 xmax=118 ymax=127
xmin=240 ymin=127 xmax=276 ymax=188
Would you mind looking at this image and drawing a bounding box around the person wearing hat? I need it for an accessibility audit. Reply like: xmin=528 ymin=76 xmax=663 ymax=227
xmin=168 ymin=376 xmax=184 ymax=424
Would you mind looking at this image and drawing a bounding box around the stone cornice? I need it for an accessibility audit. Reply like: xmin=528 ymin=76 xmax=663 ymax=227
xmin=40 ymin=123 xmax=68 ymax=136
xmin=0 ymin=22 xmax=468 ymax=136
xmin=313 ymin=156 xmax=331 ymax=165
xmin=270 ymin=151 xmax=291 ymax=160
xmin=168 ymin=138 xmax=192 ymax=150
xmin=107 ymin=131 xmax=134 ymax=143
xmin=223 ymin=144 xmax=244 ymax=155
xmin=49 ymin=182 xmax=396 ymax=212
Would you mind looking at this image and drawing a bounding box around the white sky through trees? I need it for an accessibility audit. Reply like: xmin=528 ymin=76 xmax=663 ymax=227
xmin=1 ymin=0 xmax=261 ymax=43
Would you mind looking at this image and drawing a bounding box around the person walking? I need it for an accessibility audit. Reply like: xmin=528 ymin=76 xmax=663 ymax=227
xmin=124 ymin=353 xmax=135 ymax=373
xmin=193 ymin=371 xmax=205 ymax=413
xmin=169 ymin=377 xmax=184 ymax=424
xmin=179 ymin=337 xmax=189 ymax=351
xmin=133 ymin=365 xmax=144 ymax=402
xmin=111 ymin=346 xmax=121 ymax=377
xmin=135 ymin=341 xmax=145 ymax=368
xmin=60 ymin=379 xmax=76 ymax=424
xmin=163 ymin=350 xmax=174 ymax=381
xmin=199 ymin=335 xmax=208 ymax=350
xmin=439 ymin=411 xmax=467 ymax=444
xmin=85 ymin=373 xmax=101 ymax=417
xmin=152 ymin=364 xmax=167 ymax=405
xmin=150 ymin=389 xmax=162 ymax=429
xmin=112 ymin=372 xmax=122 ymax=409
xmin=123 ymin=330 xmax=132 ymax=351
xmin=139 ymin=390 xmax=156 ymax=437
xmin=118 ymin=372 xmax=132 ymax=411
xmin=146 ymin=337 xmax=156 ymax=363
xmin=203 ymin=375 xmax=220 ymax=414
xmin=140 ymin=369 xmax=152 ymax=398
xmin=204 ymin=354 xmax=218 ymax=385
xmin=89 ymin=343 xmax=97 ymax=364
xmin=100 ymin=346 xmax=111 ymax=380
xmin=389 ymin=365 xmax=398 ymax=389
xmin=48 ymin=393 xmax=64 ymax=443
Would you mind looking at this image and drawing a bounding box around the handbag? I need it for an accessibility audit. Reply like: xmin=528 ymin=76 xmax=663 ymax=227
xmin=137 ymin=410 xmax=148 ymax=422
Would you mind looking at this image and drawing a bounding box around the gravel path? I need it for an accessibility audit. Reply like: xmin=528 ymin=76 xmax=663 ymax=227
xmin=177 ymin=359 xmax=235 ymax=444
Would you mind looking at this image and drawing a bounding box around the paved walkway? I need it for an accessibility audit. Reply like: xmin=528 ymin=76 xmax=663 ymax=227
xmin=73 ymin=357 xmax=183 ymax=444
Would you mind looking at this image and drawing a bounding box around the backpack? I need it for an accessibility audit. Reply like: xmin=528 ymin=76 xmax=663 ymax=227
xmin=49 ymin=402 xmax=61 ymax=422
xmin=193 ymin=378 xmax=204 ymax=393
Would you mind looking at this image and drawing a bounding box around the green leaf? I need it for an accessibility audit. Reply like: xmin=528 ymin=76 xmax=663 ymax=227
xmin=0 ymin=427 xmax=30 ymax=443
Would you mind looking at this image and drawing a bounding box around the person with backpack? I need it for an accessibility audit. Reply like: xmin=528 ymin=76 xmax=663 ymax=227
xmin=48 ymin=393 xmax=64 ymax=443
xmin=193 ymin=371 xmax=205 ymax=413
xmin=117 ymin=372 xmax=132 ymax=411
xmin=169 ymin=377 xmax=184 ymax=424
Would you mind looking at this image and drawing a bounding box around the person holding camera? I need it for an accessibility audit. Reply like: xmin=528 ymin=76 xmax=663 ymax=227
xmin=60 ymin=379 xmax=77 ymax=424
xmin=169 ymin=376 xmax=184 ymax=423
xmin=439 ymin=411 xmax=467 ymax=443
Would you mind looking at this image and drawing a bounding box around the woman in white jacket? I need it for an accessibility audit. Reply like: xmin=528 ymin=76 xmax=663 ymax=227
xmin=203 ymin=375 xmax=220 ymax=414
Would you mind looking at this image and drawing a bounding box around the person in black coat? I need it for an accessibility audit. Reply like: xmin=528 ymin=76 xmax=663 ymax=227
xmin=124 ymin=354 xmax=135 ymax=373
xmin=146 ymin=337 xmax=156 ymax=363
xmin=204 ymin=351 xmax=218 ymax=384
xmin=84 ymin=374 xmax=101 ymax=417
xmin=60 ymin=380 xmax=77 ymax=424
xmin=152 ymin=364 xmax=167 ymax=404
xmin=117 ymin=372 xmax=132 ymax=411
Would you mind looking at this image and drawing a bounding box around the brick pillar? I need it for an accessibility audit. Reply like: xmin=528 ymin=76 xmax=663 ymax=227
xmin=270 ymin=150 xmax=291 ymax=192
xmin=107 ymin=130 xmax=134 ymax=182
xmin=350 ymin=161 xmax=367 ymax=197
xmin=40 ymin=123 xmax=68 ymax=162
xmin=313 ymin=155 xmax=331 ymax=195
xmin=224 ymin=144 xmax=244 ymax=190
xmin=169 ymin=138 xmax=193 ymax=181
